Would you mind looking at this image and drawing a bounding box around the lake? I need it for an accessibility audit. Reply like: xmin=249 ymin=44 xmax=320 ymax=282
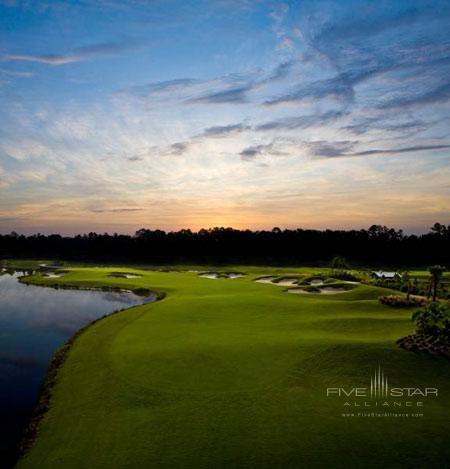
xmin=0 ymin=271 xmax=154 ymax=467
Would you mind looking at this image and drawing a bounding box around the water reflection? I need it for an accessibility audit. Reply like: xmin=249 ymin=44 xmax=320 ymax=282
xmin=0 ymin=272 xmax=153 ymax=467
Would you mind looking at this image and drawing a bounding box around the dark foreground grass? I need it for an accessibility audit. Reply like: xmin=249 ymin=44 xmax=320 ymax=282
xmin=17 ymin=267 xmax=450 ymax=469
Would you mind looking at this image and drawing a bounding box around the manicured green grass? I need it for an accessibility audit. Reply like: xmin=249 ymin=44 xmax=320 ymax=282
xmin=17 ymin=267 xmax=450 ymax=469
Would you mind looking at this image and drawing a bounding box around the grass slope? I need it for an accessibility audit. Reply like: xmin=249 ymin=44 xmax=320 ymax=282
xmin=18 ymin=267 xmax=450 ymax=469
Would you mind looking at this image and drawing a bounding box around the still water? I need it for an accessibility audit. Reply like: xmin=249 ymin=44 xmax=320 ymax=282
xmin=0 ymin=271 xmax=153 ymax=467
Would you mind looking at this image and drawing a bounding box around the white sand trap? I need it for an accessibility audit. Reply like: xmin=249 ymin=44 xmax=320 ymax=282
xmin=310 ymin=279 xmax=324 ymax=286
xmin=109 ymin=272 xmax=142 ymax=279
xmin=254 ymin=276 xmax=277 ymax=283
xmin=199 ymin=273 xmax=219 ymax=279
xmin=275 ymin=279 xmax=298 ymax=286
xmin=287 ymin=287 xmax=349 ymax=295
xmin=287 ymin=288 xmax=312 ymax=294
xmin=200 ymin=272 xmax=244 ymax=279
xmin=44 ymin=273 xmax=65 ymax=278
xmin=319 ymin=287 xmax=348 ymax=294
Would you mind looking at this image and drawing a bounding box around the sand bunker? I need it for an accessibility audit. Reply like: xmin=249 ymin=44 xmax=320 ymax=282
xmin=320 ymin=287 xmax=348 ymax=294
xmin=255 ymin=276 xmax=277 ymax=284
xmin=199 ymin=272 xmax=245 ymax=279
xmin=310 ymin=279 xmax=324 ymax=286
xmin=109 ymin=272 xmax=143 ymax=279
xmin=287 ymin=287 xmax=349 ymax=295
xmin=287 ymin=288 xmax=312 ymax=294
xmin=43 ymin=273 xmax=65 ymax=278
xmin=254 ymin=276 xmax=299 ymax=286
xmin=275 ymin=279 xmax=298 ymax=286
xmin=200 ymin=273 xmax=220 ymax=279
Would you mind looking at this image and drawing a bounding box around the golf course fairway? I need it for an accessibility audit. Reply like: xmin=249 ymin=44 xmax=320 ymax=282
xmin=17 ymin=267 xmax=450 ymax=469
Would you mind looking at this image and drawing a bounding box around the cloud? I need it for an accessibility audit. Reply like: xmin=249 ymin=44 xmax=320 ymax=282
xmin=256 ymin=110 xmax=346 ymax=131
xmin=90 ymin=207 xmax=143 ymax=213
xmin=310 ymin=142 xmax=450 ymax=158
xmin=120 ymin=78 xmax=201 ymax=97
xmin=1 ymin=39 xmax=141 ymax=66
xmin=201 ymin=122 xmax=250 ymax=137
xmin=263 ymin=66 xmax=383 ymax=106
xmin=0 ymin=68 xmax=34 ymax=77
xmin=185 ymin=84 xmax=253 ymax=104
xmin=259 ymin=60 xmax=294 ymax=84
xmin=277 ymin=37 xmax=294 ymax=50
xmin=378 ymin=80 xmax=450 ymax=110
xmin=189 ymin=60 xmax=296 ymax=104
xmin=118 ymin=122 xmax=250 ymax=163
xmin=168 ymin=141 xmax=191 ymax=155
xmin=350 ymin=144 xmax=450 ymax=157
xmin=127 ymin=155 xmax=143 ymax=162
xmin=306 ymin=140 xmax=356 ymax=158
xmin=263 ymin=2 xmax=450 ymax=111
xmin=239 ymin=143 xmax=283 ymax=160
xmin=119 ymin=61 xmax=295 ymax=106
xmin=342 ymin=118 xmax=429 ymax=136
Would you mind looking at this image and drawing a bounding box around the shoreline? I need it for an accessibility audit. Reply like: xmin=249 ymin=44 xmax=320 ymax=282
xmin=18 ymin=274 xmax=159 ymax=299
xmin=15 ymin=276 xmax=164 ymax=464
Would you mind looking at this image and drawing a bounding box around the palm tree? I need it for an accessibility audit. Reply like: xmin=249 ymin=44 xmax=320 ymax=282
xmin=412 ymin=302 xmax=450 ymax=336
xmin=330 ymin=256 xmax=348 ymax=274
xmin=402 ymin=271 xmax=411 ymax=301
xmin=428 ymin=265 xmax=446 ymax=302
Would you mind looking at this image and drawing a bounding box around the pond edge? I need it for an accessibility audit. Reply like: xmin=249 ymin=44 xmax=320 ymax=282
xmin=16 ymin=280 xmax=165 ymax=461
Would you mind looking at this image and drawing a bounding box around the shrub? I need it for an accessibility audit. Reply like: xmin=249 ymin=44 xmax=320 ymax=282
xmin=412 ymin=302 xmax=450 ymax=337
xmin=379 ymin=295 xmax=427 ymax=307
xmin=397 ymin=302 xmax=450 ymax=357
xmin=133 ymin=287 xmax=152 ymax=297
xmin=330 ymin=272 xmax=360 ymax=282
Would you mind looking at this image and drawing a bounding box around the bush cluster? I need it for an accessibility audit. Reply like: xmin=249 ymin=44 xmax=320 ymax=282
xmin=330 ymin=272 xmax=360 ymax=282
xmin=379 ymin=295 xmax=427 ymax=307
xmin=397 ymin=334 xmax=450 ymax=357
xmin=397 ymin=302 xmax=450 ymax=357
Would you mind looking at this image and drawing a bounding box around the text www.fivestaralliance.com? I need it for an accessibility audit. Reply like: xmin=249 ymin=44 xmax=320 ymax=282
xmin=341 ymin=412 xmax=424 ymax=418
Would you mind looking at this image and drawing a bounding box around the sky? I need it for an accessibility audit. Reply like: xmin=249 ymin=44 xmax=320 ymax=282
xmin=0 ymin=0 xmax=450 ymax=235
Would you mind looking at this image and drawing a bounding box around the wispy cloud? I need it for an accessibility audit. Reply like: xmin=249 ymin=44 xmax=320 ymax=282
xmin=310 ymin=142 xmax=450 ymax=158
xmin=256 ymin=111 xmax=346 ymax=131
xmin=239 ymin=143 xmax=283 ymax=160
xmin=90 ymin=207 xmax=143 ymax=213
xmin=0 ymin=68 xmax=34 ymax=77
xmin=186 ymin=84 xmax=253 ymax=104
xmin=342 ymin=118 xmax=428 ymax=136
xmin=167 ymin=141 xmax=191 ymax=155
xmin=378 ymin=80 xmax=450 ymax=110
xmin=349 ymin=144 xmax=450 ymax=157
xmin=201 ymin=123 xmax=250 ymax=137
xmin=118 ymin=60 xmax=295 ymax=105
xmin=1 ymin=39 xmax=141 ymax=66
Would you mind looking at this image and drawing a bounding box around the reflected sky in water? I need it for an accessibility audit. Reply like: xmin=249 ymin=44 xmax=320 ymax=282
xmin=0 ymin=272 xmax=151 ymax=466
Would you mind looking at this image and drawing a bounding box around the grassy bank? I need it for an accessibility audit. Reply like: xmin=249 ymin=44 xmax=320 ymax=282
xmin=17 ymin=266 xmax=450 ymax=468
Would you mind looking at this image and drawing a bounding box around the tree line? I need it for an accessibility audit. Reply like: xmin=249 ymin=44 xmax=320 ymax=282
xmin=0 ymin=223 xmax=449 ymax=266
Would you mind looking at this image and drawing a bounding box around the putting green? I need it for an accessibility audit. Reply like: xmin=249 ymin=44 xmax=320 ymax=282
xmin=18 ymin=267 xmax=450 ymax=469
